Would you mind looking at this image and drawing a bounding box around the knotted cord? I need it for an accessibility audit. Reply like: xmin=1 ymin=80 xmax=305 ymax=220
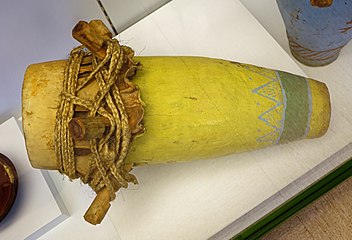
xmin=54 ymin=39 xmax=139 ymax=200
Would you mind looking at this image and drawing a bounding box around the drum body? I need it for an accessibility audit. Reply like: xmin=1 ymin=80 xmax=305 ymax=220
xmin=22 ymin=56 xmax=330 ymax=169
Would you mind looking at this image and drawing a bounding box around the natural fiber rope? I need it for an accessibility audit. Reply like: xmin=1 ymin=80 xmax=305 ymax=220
xmin=54 ymin=39 xmax=138 ymax=200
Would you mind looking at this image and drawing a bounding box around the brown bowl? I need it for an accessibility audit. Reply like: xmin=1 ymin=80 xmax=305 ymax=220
xmin=0 ymin=153 xmax=18 ymax=222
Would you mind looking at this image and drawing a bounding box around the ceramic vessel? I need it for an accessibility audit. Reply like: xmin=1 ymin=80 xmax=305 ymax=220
xmin=0 ymin=153 xmax=18 ymax=222
xmin=276 ymin=0 xmax=352 ymax=66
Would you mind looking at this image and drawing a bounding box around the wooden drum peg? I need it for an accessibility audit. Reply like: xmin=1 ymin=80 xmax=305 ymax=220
xmin=89 ymin=20 xmax=113 ymax=40
xmin=72 ymin=21 xmax=107 ymax=59
xmin=69 ymin=116 xmax=110 ymax=141
xmin=72 ymin=20 xmax=113 ymax=59
xmin=84 ymin=164 xmax=133 ymax=225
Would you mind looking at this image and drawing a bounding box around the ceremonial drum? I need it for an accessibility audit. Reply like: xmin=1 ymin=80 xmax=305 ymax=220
xmin=23 ymin=57 xmax=330 ymax=168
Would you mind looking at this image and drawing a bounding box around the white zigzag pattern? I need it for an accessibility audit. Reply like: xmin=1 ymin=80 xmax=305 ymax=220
xmin=248 ymin=67 xmax=283 ymax=144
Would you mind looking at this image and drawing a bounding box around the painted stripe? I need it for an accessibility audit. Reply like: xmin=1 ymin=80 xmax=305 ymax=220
xmin=275 ymin=71 xmax=287 ymax=144
xmin=304 ymin=79 xmax=313 ymax=138
xmin=278 ymin=71 xmax=310 ymax=143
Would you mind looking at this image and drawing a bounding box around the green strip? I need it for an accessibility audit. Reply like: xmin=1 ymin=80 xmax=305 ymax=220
xmin=278 ymin=72 xmax=309 ymax=143
xmin=232 ymin=158 xmax=352 ymax=240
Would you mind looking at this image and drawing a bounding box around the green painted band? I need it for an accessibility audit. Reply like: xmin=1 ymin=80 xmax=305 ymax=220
xmin=278 ymin=71 xmax=310 ymax=143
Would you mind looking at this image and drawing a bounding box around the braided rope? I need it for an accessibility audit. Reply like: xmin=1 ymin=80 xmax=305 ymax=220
xmin=55 ymin=39 xmax=138 ymax=200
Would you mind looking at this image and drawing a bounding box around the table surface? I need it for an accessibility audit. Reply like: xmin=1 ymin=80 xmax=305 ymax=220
xmin=33 ymin=0 xmax=352 ymax=239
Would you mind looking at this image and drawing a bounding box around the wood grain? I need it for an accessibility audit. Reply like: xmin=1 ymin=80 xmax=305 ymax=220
xmin=262 ymin=177 xmax=352 ymax=240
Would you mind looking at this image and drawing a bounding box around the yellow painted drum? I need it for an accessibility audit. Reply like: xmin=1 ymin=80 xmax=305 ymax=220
xmin=22 ymin=56 xmax=330 ymax=168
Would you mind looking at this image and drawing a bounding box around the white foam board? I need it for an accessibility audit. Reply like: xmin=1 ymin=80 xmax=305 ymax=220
xmin=0 ymin=118 xmax=68 ymax=239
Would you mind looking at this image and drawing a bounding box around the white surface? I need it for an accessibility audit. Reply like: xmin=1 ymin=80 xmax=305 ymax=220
xmin=0 ymin=118 xmax=63 ymax=239
xmin=0 ymin=0 xmax=110 ymax=123
xmin=101 ymin=0 xmax=171 ymax=32
xmin=38 ymin=172 xmax=121 ymax=240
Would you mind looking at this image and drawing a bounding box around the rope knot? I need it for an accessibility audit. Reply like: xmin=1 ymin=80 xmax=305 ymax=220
xmin=55 ymin=39 xmax=143 ymax=201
